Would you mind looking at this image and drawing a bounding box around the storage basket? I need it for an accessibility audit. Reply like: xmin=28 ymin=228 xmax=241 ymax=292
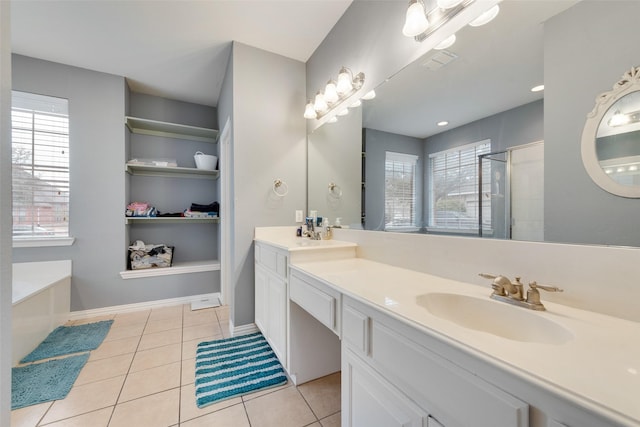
xmin=128 ymin=244 xmax=174 ymax=270
xmin=194 ymin=151 xmax=217 ymax=171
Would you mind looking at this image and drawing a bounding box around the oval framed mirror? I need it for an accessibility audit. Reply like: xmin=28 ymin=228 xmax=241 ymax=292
xmin=582 ymin=66 xmax=640 ymax=197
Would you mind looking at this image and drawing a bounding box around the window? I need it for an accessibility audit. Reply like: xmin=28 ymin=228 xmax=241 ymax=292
xmin=12 ymin=91 xmax=70 ymax=241
xmin=385 ymin=151 xmax=418 ymax=230
xmin=428 ymin=140 xmax=490 ymax=232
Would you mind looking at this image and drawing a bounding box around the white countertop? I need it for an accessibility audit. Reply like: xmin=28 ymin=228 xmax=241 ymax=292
xmin=13 ymin=260 xmax=72 ymax=305
xmin=254 ymin=226 xmax=358 ymax=252
xmin=290 ymin=256 xmax=640 ymax=426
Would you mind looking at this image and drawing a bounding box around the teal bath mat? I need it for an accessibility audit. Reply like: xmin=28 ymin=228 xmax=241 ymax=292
xmin=12 ymin=353 xmax=90 ymax=409
xmin=20 ymin=320 xmax=113 ymax=363
xmin=195 ymin=332 xmax=287 ymax=408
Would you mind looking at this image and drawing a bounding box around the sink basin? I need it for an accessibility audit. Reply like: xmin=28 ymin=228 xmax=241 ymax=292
xmin=416 ymin=293 xmax=573 ymax=345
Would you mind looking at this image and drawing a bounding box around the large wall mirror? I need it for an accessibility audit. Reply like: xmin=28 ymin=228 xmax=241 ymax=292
xmin=308 ymin=0 xmax=640 ymax=248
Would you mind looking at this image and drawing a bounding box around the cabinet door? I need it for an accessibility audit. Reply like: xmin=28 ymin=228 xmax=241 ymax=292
xmin=254 ymin=265 xmax=268 ymax=334
xmin=267 ymin=274 xmax=287 ymax=365
xmin=343 ymin=349 xmax=428 ymax=427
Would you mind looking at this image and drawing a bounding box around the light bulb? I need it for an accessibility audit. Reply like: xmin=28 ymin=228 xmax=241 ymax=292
xmin=437 ymin=0 xmax=463 ymax=9
xmin=337 ymin=109 xmax=349 ymax=116
xmin=350 ymin=99 xmax=362 ymax=108
xmin=336 ymin=68 xmax=353 ymax=95
xmin=531 ymin=85 xmax=545 ymax=92
xmin=403 ymin=0 xmax=429 ymax=37
xmin=324 ymin=80 xmax=339 ymax=104
xmin=361 ymin=90 xmax=376 ymax=100
xmin=328 ymin=117 xmax=338 ymax=123
xmin=314 ymin=91 xmax=328 ymax=113
xmin=469 ymin=5 xmax=500 ymax=27
xmin=434 ymin=34 xmax=456 ymax=50
xmin=609 ymin=110 xmax=630 ymax=127
xmin=304 ymin=101 xmax=317 ymax=119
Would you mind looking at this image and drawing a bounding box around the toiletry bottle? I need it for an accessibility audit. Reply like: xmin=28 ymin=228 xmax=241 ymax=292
xmin=323 ymin=217 xmax=331 ymax=240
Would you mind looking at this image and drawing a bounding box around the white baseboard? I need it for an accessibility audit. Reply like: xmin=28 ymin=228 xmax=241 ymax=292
xmin=232 ymin=322 xmax=259 ymax=337
xmin=69 ymin=292 xmax=221 ymax=320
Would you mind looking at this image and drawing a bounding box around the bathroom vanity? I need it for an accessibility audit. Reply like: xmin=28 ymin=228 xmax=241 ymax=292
xmin=254 ymin=226 xmax=640 ymax=427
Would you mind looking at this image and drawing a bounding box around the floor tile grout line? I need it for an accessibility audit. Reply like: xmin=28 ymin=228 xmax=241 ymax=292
xmin=107 ymin=309 xmax=150 ymax=425
xmin=296 ymin=386 xmax=321 ymax=423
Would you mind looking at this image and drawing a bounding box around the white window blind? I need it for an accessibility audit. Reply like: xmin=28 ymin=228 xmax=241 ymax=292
xmin=385 ymin=151 xmax=418 ymax=230
xmin=429 ymin=140 xmax=490 ymax=231
xmin=12 ymin=91 xmax=70 ymax=239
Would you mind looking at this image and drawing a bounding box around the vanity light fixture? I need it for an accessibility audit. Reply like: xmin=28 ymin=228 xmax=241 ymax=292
xmin=434 ymin=34 xmax=456 ymax=50
xmin=403 ymin=0 xmax=478 ymax=43
xmin=403 ymin=0 xmax=430 ymax=37
xmin=468 ymin=4 xmax=500 ymax=27
xmin=324 ymin=80 xmax=339 ymax=104
xmin=531 ymin=84 xmax=545 ymax=93
xmin=361 ymin=90 xmax=376 ymax=100
xmin=608 ymin=109 xmax=638 ymax=127
xmin=437 ymin=0 xmax=464 ymax=9
xmin=304 ymin=66 xmax=365 ymax=121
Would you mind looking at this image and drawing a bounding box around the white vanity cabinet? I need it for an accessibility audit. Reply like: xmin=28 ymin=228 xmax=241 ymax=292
xmin=342 ymin=296 xmax=529 ymax=427
xmin=254 ymin=242 xmax=288 ymax=367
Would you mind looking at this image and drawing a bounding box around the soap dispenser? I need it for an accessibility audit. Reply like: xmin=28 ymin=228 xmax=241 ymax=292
xmin=323 ymin=217 xmax=332 ymax=240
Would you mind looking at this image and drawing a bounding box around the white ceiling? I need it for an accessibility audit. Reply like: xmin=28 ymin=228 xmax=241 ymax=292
xmin=10 ymin=0 xmax=353 ymax=107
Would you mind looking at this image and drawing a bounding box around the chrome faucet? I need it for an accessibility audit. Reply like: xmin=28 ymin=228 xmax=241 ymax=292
xmin=478 ymin=273 xmax=563 ymax=311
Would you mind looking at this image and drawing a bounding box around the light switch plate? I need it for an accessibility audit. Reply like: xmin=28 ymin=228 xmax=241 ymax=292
xmin=295 ymin=210 xmax=303 ymax=222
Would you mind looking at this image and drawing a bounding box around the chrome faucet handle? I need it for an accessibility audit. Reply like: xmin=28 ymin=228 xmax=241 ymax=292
xmin=478 ymin=273 xmax=511 ymax=296
xmin=478 ymin=273 xmax=498 ymax=280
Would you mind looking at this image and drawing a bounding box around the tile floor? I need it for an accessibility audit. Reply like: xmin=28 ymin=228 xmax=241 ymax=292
xmin=11 ymin=304 xmax=341 ymax=427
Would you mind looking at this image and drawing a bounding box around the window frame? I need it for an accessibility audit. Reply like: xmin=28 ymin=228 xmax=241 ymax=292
xmin=11 ymin=90 xmax=74 ymax=248
xmin=384 ymin=151 xmax=420 ymax=232
xmin=427 ymin=139 xmax=491 ymax=234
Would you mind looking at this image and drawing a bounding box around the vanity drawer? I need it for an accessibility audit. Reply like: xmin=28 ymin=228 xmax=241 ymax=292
xmin=371 ymin=320 xmax=529 ymax=427
xmin=255 ymin=243 xmax=287 ymax=278
xmin=289 ymin=270 xmax=341 ymax=336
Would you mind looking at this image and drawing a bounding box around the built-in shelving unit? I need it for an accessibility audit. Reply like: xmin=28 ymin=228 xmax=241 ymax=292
xmin=125 ymin=164 xmax=219 ymax=179
xmin=125 ymin=116 xmax=219 ymax=143
xmin=125 ymin=217 xmax=220 ymax=225
xmin=124 ymin=115 xmax=220 ymax=278
xmin=119 ymin=260 xmax=221 ymax=279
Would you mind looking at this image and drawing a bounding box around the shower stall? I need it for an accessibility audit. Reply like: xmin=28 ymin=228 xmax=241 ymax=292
xmin=478 ymin=142 xmax=544 ymax=242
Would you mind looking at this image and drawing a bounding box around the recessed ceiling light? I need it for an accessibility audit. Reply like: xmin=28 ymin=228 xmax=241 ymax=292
xmin=437 ymin=121 xmax=449 ymax=126
xmin=531 ymin=85 xmax=544 ymax=92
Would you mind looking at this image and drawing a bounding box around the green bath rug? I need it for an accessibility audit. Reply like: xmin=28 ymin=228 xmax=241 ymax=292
xmin=12 ymin=353 xmax=90 ymax=410
xmin=20 ymin=320 xmax=113 ymax=363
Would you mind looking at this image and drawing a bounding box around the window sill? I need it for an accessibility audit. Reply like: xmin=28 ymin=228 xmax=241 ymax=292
xmin=13 ymin=237 xmax=75 ymax=248
xmin=385 ymin=226 xmax=420 ymax=233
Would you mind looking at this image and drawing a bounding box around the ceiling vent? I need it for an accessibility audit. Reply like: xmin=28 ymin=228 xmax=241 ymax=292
xmin=421 ymin=50 xmax=458 ymax=71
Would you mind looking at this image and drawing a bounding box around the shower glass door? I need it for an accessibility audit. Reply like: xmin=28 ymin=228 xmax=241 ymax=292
xmin=478 ymin=151 xmax=509 ymax=239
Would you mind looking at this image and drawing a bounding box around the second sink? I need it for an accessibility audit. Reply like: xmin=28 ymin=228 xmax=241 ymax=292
xmin=416 ymin=292 xmax=574 ymax=345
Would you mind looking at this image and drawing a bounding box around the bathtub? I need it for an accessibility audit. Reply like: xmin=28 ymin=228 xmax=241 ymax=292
xmin=12 ymin=260 xmax=71 ymax=365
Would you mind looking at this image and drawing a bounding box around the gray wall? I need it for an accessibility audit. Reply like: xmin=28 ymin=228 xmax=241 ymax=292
xmin=308 ymin=107 xmax=362 ymax=228
xmin=544 ymin=1 xmax=640 ymax=246
xmin=11 ymin=55 xmax=128 ymax=311
xmin=0 ymin=1 xmax=11 ymax=423
xmin=230 ymin=43 xmax=307 ymax=327
xmin=11 ymin=56 xmax=221 ymax=310
xmin=363 ymin=128 xmax=423 ymax=231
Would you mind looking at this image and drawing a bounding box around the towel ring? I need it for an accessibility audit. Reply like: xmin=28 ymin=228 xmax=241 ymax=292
xmin=328 ymin=182 xmax=343 ymax=198
xmin=273 ymin=179 xmax=289 ymax=197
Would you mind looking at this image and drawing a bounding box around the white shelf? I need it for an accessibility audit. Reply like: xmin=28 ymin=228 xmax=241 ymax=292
xmin=125 ymin=163 xmax=219 ymax=179
xmin=125 ymin=217 xmax=219 ymax=224
xmin=119 ymin=260 xmax=221 ymax=279
xmin=125 ymin=116 xmax=219 ymax=143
